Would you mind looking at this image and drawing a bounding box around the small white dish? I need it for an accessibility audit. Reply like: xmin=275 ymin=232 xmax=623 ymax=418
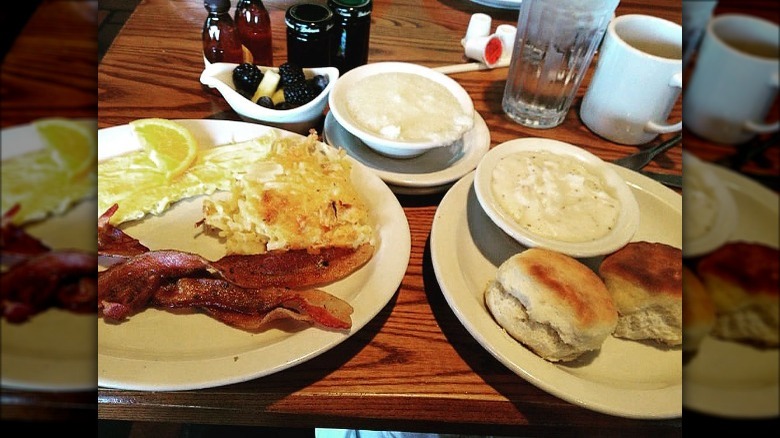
xmin=473 ymin=138 xmax=640 ymax=258
xmin=323 ymin=110 xmax=490 ymax=193
xmin=328 ymin=62 xmax=475 ymax=159
xmin=199 ymin=62 xmax=339 ymax=135
xmin=681 ymin=151 xmax=738 ymax=258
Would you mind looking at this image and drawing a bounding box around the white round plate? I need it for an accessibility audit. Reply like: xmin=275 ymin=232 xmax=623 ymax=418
xmin=473 ymin=138 xmax=640 ymax=258
xmin=323 ymin=111 xmax=490 ymax=193
xmin=681 ymin=152 xmax=738 ymax=258
xmin=683 ymin=165 xmax=779 ymax=419
xmin=431 ymin=169 xmax=682 ymax=419
xmin=97 ymin=119 xmax=411 ymax=391
xmin=1 ymin=120 xmax=97 ymax=392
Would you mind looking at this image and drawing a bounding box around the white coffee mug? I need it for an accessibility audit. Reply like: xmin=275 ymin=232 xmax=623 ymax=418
xmin=683 ymin=14 xmax=779 ymax=145
xmin=580 ymin=14 xmax=683 ymax=145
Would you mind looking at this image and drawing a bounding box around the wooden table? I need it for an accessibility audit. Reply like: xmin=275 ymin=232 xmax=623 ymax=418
xmin=0 ymin=0 xmax=97 ymax=424
xmin=95 ymin=0 xmax=688 ymax=435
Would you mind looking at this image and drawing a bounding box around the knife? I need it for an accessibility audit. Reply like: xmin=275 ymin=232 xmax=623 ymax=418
xmin=639 ymin=170 xmax=682 ymax=189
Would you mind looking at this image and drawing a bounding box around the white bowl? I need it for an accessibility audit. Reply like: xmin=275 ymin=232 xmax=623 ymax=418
xmin=681 ymin=151 xmax=738 ymax=258
xmin=474 ymin=138 xmax=640 ymax=258
xmin=328 ymin=62 xmax=475 ymax=159
xmin=200 ymin=62 xmax=339 ymax=135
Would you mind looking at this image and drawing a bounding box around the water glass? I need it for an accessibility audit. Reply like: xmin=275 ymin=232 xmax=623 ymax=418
xmin=502 ymin=0 xmax=620 ymax=129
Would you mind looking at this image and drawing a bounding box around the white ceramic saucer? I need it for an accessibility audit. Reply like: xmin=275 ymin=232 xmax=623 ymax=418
xmin=323 ymin=111 xmax=490 ymax=195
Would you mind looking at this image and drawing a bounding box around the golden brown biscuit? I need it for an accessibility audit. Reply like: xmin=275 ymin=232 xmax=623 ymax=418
xmin=485 ymin=248 xmax=618 ymax=362
xmin=696 ymin=241 xmax=779 ymax=347
xmin=599 ymin=241 xmax=683 ymax=345
xmin=682 ymin=266 xmax=716 ymax=353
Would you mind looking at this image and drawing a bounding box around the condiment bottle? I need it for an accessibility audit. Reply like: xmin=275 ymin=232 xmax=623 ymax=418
xmin=328 ymin=0 xmax=372 ymax=73
xmin=285 ymin=3 xmax=335 ymax=68
xmin=202 ymin=0 xmax=243 ymax=66
xmin=234 ymin=0 xmax=274 ymax=66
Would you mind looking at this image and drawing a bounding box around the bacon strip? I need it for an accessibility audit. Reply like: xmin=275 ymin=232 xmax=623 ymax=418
xmin=212 ymin=244 xmax=374 ymax=289
xmin=97 ymin=204 xmax=150 ymax=257
xmin=98 ymin=250 xmax=219 ymax=321
xmin=153 ymin=278 xmax=353 ymax=330
xmin=1 ymin=251 xmax=97 ymax=323
xmin=1 ymin=204 xmax=51 ymax=266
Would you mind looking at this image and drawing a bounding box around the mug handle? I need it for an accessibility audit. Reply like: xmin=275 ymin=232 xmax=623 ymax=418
xmin=744 ymin=72 xmax=780 ymax=134
xmin=645 ymin=72 xmax=683 ymax=134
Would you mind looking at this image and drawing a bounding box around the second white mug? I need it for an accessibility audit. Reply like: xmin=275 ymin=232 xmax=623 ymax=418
xmin=580 ymin=14 xmax=683 ymax=145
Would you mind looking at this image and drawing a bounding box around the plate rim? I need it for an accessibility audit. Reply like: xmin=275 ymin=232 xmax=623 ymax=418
xmin=97 ymin=119 xmax=411 ymax=391
xmin=1 ymin=120 xmax=98 ymax=392
xmin=681 ymin=163 xmax=779 ymax=418
xmin=323 ymin=111 xmax=491 ymax=189
xmin=431 ymin=170 xmax=682 ymax=419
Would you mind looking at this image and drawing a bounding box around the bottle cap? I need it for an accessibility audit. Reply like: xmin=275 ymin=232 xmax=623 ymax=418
xmin=495 ymin=24 xmax=517 ymax=61
xmin=329 ymin=0 xmax=372 ymax=19
xmin=286 ymin=3 xmax=335 ymax=33
xmin=205 ymin=0 xmax=231 ymax=13
xmin=463 ymin=34 xmax=503 ymax=68
xmin=463 ymin=13 xmax=492 ymax=45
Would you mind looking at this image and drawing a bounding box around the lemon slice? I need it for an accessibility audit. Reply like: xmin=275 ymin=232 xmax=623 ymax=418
xmin=129 ymin=118 xmax=198 ymax=180
xmin=33 ymin=118 xmax=96 ymax=180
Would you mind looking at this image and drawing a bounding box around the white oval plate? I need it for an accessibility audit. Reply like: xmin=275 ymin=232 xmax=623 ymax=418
xmin=681 ymin=151 xmax=738 ymax=258
xmin=1 ymin=120 xmax=97 ymax=392
xmin=683 ymin=164 xmax=779 ymax=419
xmin=97 ymin=119 xmax=411 ymax=391
xmin=473 ymin=138 xmax=640 ymax=258
xmin=431 ymin=169 xmax=682 ymax=419
xmin=323 ymin=111 xmax=490 ymax=192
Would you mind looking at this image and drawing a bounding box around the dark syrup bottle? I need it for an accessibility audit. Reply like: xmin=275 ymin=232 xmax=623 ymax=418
xmin=234 ymin=0 xmax=274 ymax=66
xmin=202 ymin=0 xmax=243 ymax=65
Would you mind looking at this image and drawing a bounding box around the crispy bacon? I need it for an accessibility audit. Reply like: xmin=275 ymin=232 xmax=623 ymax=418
xmin=153 ymin=278 xmax=353 ymax=330
xmin=212 ymin=244 xmax=374 ymax=289
xmin=97 ymin=248 xmax=355 ymax=330
xmin=97 ymin=204 xmax=150 ymax=257
xmin=1 ymin=204 xmax=51 ymax=266
xmin=1 ymin=250 xmax=97 ymax=323
xmin=98 ymin=250 xmax=220 ymax=320
xmin=96 ymin=204 xmax=367 ymax=332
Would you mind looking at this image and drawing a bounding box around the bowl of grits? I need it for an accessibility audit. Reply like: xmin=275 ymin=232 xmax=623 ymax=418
xmin=473 ymin=138 xmax=640 ymax=258
xmin=328 ymin=62 xmax=475 ymax=159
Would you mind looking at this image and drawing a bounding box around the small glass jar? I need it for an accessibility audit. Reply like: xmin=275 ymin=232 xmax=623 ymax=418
xmin=285 ymin=3 xmax=335 ymax=68
xmin=328 ymin=0 xmax=372 ymax=73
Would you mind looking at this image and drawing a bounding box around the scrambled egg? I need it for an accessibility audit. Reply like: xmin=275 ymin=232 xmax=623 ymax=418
xmin=98 ymin=135 xmax=275 ymax=224
xmin=202 ymin=133 xmax=375 ymax=254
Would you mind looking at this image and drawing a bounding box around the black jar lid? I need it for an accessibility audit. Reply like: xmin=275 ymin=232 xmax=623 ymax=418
xmin=328 ymin=0 xmax=372 ymax=19
xmin=204 ymin=0 xmax=231 ymax=13
xmin=286 ymin=3 xmax=335 ymax=34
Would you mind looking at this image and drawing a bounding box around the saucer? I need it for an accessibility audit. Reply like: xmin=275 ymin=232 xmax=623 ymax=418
xmin=323 ymin=111 xmax=490 ymax=194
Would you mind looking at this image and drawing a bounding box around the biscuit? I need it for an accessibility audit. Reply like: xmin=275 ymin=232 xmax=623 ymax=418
xmin=696 ymin=241 xmax=779 ymax=347
xmin=599 ymin=241 xmax=683 ymax=345
xmin=485 ymin=248 xmax=618 ymax=362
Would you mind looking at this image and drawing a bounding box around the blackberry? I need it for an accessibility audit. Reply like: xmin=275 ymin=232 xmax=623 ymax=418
xmin=232 ymin=63 xmax=263 ymax=98
xmin=283 ymin=81 xmax=317 ymax=106
xmin=278 ymin=62 xmax=306 ymax=87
